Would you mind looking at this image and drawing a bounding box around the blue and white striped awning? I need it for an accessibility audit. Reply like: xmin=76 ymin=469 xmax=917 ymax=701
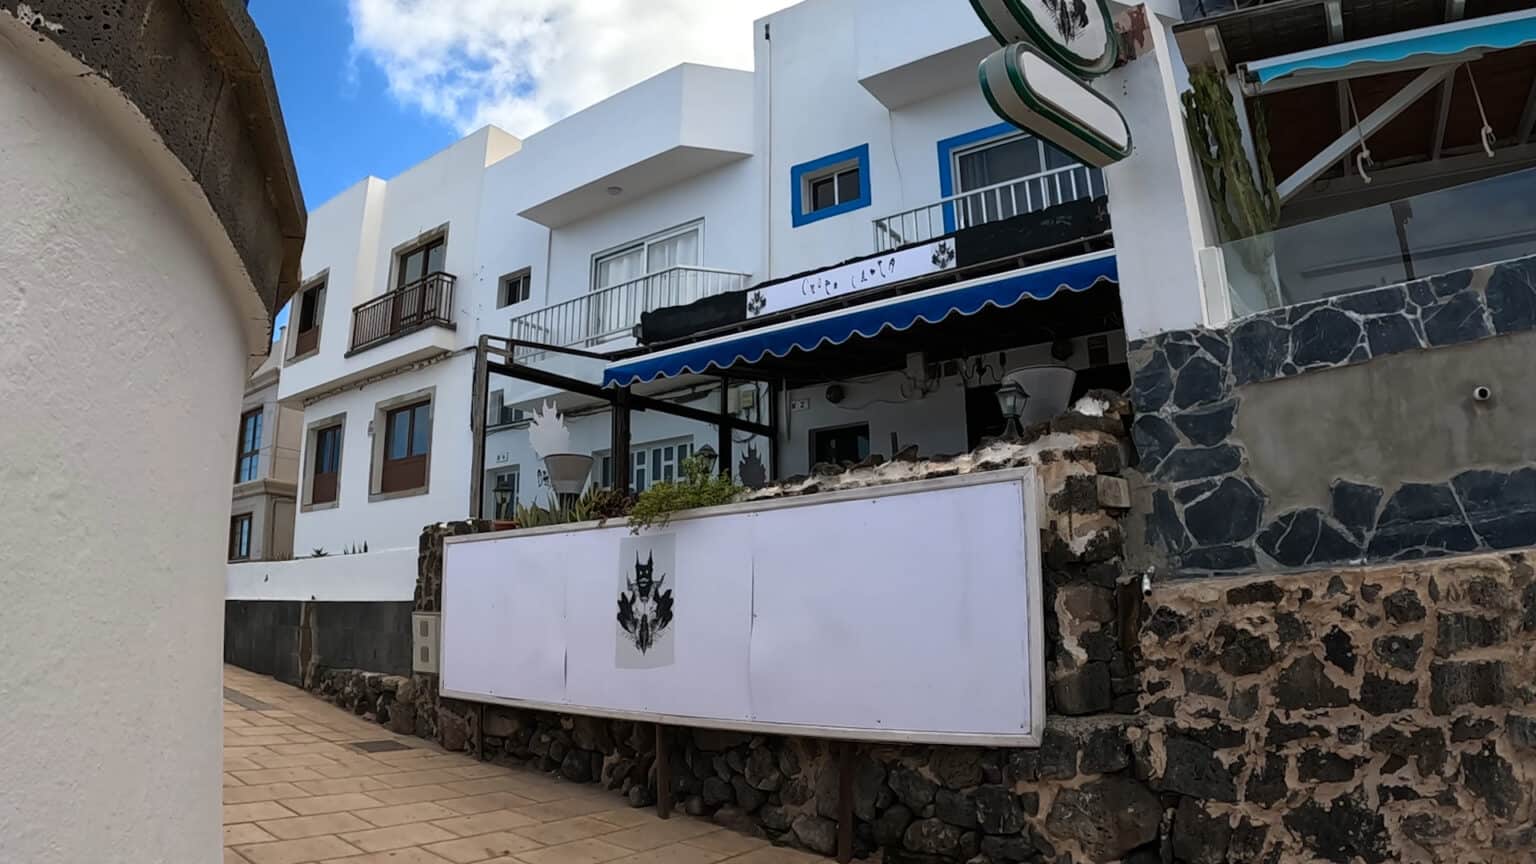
xmin=1246 ymin=8 xmax=1536 ymax=89
xmin=602 ymin=250 xmax=1117 ymax=388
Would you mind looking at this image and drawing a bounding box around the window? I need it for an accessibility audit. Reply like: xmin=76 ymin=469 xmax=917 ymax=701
xmin=811 ymin=423 xmax=870 ymax=466
xmin=595 ymin=438 xmax=694 ymax=494
xmin=310 ymin=424 xmax=343 ymax=506
xmin=486 ymin=468 xmax=520 ymax=520
xmin=498 ymin=269 xmax=531 ymax=308
xmin=397 ymin=236 xmax=447 ymax=289
xmin=488 ymin=390 xmax=527 ymax=427
xmin=941 ymin=125 xmax=1105 ymax=230
xmin=229 ymin=514 xmax=252 ymax=562
xmin=791 ymin=144 xmax=872 ymax=227
xmin=591 ymin=223 xmax=701 ymax=339
xmin=235 ymin=408 xmax=263 ymax=483
xmin=380 ymin=400 xmax=432 ymax=494
xmin=293 ymin=279 xmax=325 ymax=356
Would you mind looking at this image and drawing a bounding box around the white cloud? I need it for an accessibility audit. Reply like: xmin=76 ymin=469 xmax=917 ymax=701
xmin=346 ymin=0 xmax=799 ymax=137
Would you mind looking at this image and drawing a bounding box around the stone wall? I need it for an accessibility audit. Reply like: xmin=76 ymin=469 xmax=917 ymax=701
xmin=1137 ymin=551 xmax=1535 ymax=863
xmin=1129 ymin=252 xmax=1536 ymax=577
xmin=223 ymin=600 xmax=416 ymax=684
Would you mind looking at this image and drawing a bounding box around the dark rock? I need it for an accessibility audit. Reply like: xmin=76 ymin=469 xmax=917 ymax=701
xmin=1231 ymin=318 xmax=1290 ymax=385
xmin=1401 ymin=813 xmax=1453 ymax=845
xmin=1080 ymin=725 xmax=1130 ymax=774
xmin=731 ymin=775 xmax=765 ymax=812
xmin=873 ymin=804 xmax=913 ymax=847
xmin=1452 ymin=716 xmax=1497 ymax=742
xmin=1276 ymin=656 xmax=1350 ymax=710
xmin=1183 ymin=667 xmax=1226 ymax=698
xmin=570 ymin=716 xmax=612 ymax=752
xmin=1422 ymin=290 xmax=1492 ymax=346
xmin=1005 ymin=750 xmax=1039 ymax=783
xmin=1360 ymin=673 xmax=1417 ymax=716
xmin=1161 ymin=736 xmax=1237 ymax=802
xmin=1166 ymin=338 xmax=1200 ymax=369
xmin=934 ymin=788 xmax=977 ymax=829
xmin=1175 ymin=478 xmax=1219 ymax=504
xmin=1436 ymin=612 xmax=1506 ymax=656
xmin=1370 ymin=727 xmax=1447 ymax=776
xmin=1257 ymin=508 xmax=1361 ymax=567
xmin=683 ymin=795 xmax=706 ymax=817
xmin=1171 ymin=797 xmax=1231 ymax=864
xmin=1487 ymin=257 xmax=1536 ymax=333
xmin=1043 ymin=777 xmax=1161 ymax=861
xmin=903 ymin=818 xmax=962 ymax=856
xmin=852 ymin=756 xmax=886 ymax=821
xmin=1132 ymin=415 xmax=1180 ymax=475
xmin=1509 ymin=714 xmax=1536 ymax=750
xmin=889 ymin=765 xmax=936 ymax=810
xmin=931 ymin=749 xmax=983 ymax=790
xmin=1182 ymin=722 xmax=1247 ymax=750
xmin=627 ymin=784 xmax=655 ymax=807
xmin=759 ymin=804 xmax=791 ymax=831
xmin=693 ymin=729 xmax=751 ymax=752
xmin=1322 ymin=627 xmax=1356 ymax=674
xmin=1174 ymin=400 xmax=1237 ymax=447
xmin=1145 ymin=606 xmax=1190 ymax=641
xmin=980 ymin=835 xmax=1037 ymax=862
xmin=1364 ymin=313 xmax=1421 ymax=357
xmin=714 ymin=804 xmax=764 ymax=837
xmin=1276 ymin=612 xmax=1309 ymax=644
xmin=1216 ymin=624 xmax=1276 ymax=676
xmin=1039 ymin=726 xmax=1078 ymax=780
xmin=1453 ymin=467 xmax=1536 ymax=550
xmin=1430 ymin=660 xmax=1507 ymax=715
xmin=1266 ymin=713 xmax=1330 ymax=746
xmin=1373 ymin=633 xmax=1422 ymax=672
xmin=1463 ymin=743 xmax=1522 ymax=818
xmin=1297 ymin=751 xmax=1357 ymax=783
xmin=793 ymin=815 xmax=839 ymax=856
xmin=973 ymin=785 xmax=1025 ymax=835
xmin=1197 ymin=331 xmax=1231 ymax=365
xmin=1378 ymin=784 xmax=1423 ymax=802
xmin=1150 ymin=489 xmax=1191 ymax=555
xmin=1153 ymin=446 xmax=1243 ymax=483
xmin=1337 ymin=286 xmax=1406 ymax=316
xmin=1368 ymin=483 xmax=1479 ymax=559
xmin=559 ymin=750 xmax=592 ymax=783
xmin=1245 ymin=753 xmax=1288 ymax=807
xmin=745 ymin=746 xmax=782 ymax=791
xmin=1229 ymin=685 xmax=1260 ymax=721
xmin=1183 ymin=477 xmax=1265 ymax=545
xmin=1226 ymin=581 xmax=1283 ymax=605
xmin=1282 ymin=792 xmax=1390 ymax=864
xmin=1173 ymin=356 xmax=1226 ymax=409
xmin=1053 ymin=662 xmax=1112 ymax=715
xmin=1383 ymin=588 xmax=1426 ymax=624
xmin=1181 ymin=544 xmax=1257 ymax=572
xmin=701 ymin=776 xmax=733 ymax=806
xmin=1291 ymin=306 xmax=1361 ymax=367
xmin=1131 ymin=350 xmax=1174 ymax=413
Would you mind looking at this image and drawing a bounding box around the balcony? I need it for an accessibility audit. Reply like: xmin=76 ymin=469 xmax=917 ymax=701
xmin=348 ymin=272 xmax=456 ymax=355
xmin=873 ymin=164 xmax=1105 ymax=252
xmin=509 ymin=266 xmax=750 ymax=362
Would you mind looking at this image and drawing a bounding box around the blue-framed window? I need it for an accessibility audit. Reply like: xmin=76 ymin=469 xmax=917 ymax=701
xmin=935 ymin=123 xmax=1105 ymax=234
xmin=791 ymin=144 xmax=872 ymax=227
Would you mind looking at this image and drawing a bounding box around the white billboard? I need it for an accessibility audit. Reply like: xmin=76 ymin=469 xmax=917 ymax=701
xmin=441 ymin=469 xmax=1046 ymax=746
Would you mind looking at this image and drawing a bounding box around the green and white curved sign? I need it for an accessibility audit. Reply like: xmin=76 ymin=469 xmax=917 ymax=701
xmin=969 ymin=0 xmax=1118 ymax=78
xmin=979 ymin=43 xmax=1130 ymax=168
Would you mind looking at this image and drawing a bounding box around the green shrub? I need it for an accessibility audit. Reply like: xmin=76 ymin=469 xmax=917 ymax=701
xmin=627 ymin=453 xmax=742 ymax=533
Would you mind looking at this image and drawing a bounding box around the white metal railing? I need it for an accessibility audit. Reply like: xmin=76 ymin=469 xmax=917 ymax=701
xmin=872 ymin=164 xmax=1105 ymax=251
xmin=509 ymin=266 xmax=750 ymax=362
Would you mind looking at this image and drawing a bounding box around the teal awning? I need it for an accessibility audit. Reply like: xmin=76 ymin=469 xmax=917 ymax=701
xmin=1246 ymin=8 xmax=1536 ymax=88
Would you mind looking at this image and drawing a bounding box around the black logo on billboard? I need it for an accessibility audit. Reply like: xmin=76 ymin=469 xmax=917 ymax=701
xmin=617 ymin=552 xmax=674 ymax=654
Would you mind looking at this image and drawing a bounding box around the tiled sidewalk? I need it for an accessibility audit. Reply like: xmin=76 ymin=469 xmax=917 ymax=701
xmin=224 ymin=666 xmax=825 ymax=864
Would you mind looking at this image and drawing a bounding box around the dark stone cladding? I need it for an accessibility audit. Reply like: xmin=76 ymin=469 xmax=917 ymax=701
xmin=1129 ymin=254 xmax=1536 ymax=577
xmin=2 ymin=0 xmax=306 ymax=321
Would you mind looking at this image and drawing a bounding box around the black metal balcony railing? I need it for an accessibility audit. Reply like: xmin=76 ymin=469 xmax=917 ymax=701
xmin=349 ymin=272 xmax=456 ymax=354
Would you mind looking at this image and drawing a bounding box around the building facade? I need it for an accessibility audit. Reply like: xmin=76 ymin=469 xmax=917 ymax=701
xmin=229 ymin=353 xmax=303 ymax=562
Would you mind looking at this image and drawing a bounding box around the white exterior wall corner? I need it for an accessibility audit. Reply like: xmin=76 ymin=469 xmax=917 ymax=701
xmin=227 ymin=547 xmax=419 ymax=602
xmin=0 ymin=14 xmax=254 ymax=864
xmin=1098 ymin=11 xmax=1213 ymax=340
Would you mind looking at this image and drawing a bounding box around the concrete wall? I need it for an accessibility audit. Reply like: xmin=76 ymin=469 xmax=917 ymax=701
xmin=227 ymin=547 xmax=419 ymax=603
xmin=0 ymin=18 xmax=253 ymax=863
xmin=224 ymin=600 xmax=416 ymax=684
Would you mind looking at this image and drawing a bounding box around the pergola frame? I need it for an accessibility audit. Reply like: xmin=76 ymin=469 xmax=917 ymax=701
xmin=468 ymin=335 xmax=779 ymax=518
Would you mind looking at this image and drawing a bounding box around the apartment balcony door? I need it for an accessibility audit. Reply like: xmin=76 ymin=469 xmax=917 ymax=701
xmin=394 ymin=237 xmax=446 ymax=332
xmin=952 ymin=133 xmax=1104 ymax=228
xmin=590 ymin=224 xmax=701 ymax=342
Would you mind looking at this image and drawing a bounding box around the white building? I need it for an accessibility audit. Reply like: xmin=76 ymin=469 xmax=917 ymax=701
xmin=263 ymin=0 xmax=1214 ymax=567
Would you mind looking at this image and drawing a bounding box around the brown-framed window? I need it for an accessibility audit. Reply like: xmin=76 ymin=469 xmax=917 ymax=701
xmin=398 ymin=237 xmax=447 ymax=289
xmin=235 ymin=408 xmax=263 ymax=483
xmin=381 ymin=401 xmax=431 ymax=493
xmin=294 ymin=280 xmax=325 ymax=355
xmin=311 ymin=424 xmax=343 ymax=505
xmin=229 ymin=514 xmax=252 ymax=561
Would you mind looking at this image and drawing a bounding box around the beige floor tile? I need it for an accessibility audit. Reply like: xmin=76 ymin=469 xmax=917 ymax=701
xmin=294 ymin=777 xmax=396 ymax=796
xmin=316 ymin=848 xmax=453 ymax=863
xmin=441 ymin=777 xmax=534 ymax=797
xmin=226 ymin=848 xmax=251 ymax=864
xmin=356 ymin=802 xmax=462 ymax=828
xmin=259 ymin=811 xmax=375 ymax=840
xmin=596 ymin=818 xmax=718 ymax=852
xmin=587 ymin=810 xmax=659 ymax=830
xmin=251 ymin=753 xmax=343 ymax=769
xmin=611 ymin=844 xmax=730 ymax=864
xmin=313 ymin=763 xmax=401 ymax=780
xmin=716 ymin=847 xmax=825 ymax=864
xmin=225 ymin=802 xmax=300 ymax=824
xmin=235 ymin=835 xmax=363 ymax=864
xmin=280 ymin=793 xmax=387 ymax=816
xmin=431 ymin=808 xmax=540 ymax=838
xmin=227 ymin=774 xmax=248 ymax=787
xmin=225 ymin=822 xmax=279 ymax=846
xmin=226 ymin=758 xmax=264 ymax=771
xmin=424 ymin=830 xmax=543 ymax=863
xmin=516 ymin=798 xmax=616 ymax=823
xmin=383 ymin=769 xmax=469 ymax=789
xmin=338 ymin=821 xmax=460 ymax=853
xmin=367 ymin=785 xmax=462 ymax=806
xmin=444 ymin=764 xmax=510 ymax=780
xmin=514 ymin=838 xmax=631 ymax=864
xmin=235 ymin=767 xmax=328 ymax=785
xmin=516 ymin=817 xmax=619 ymax=846
xmin=227 ymin=782 xmax=310 ymax=804
xmin=684 ymin=830 xmax=768 ymax=856
xmin=437 ymin=792 xmax=534 ymax=815
xmin=230 ymin=736 xmax=296 ymax=747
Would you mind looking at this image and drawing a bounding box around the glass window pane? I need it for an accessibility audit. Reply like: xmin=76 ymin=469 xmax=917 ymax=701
xmin=400 ymin=250 xmax=424 ymax=287
xmin=388 ymin=409 xmax=411 ymax=459
xmin=1043 ymin=141 xmax=1079 ymax=170
xmin=426 ymin=241 xmax=446 ymax=276
xmin=646 ymin=229 xmax=700 ymax=272
xmin=596 ymin=246 xmax=645 ymax=290
xmin=836 ymin=168 xmax=861 ymax=205
xmin=250 ymin=413 xmax=263 ymax=452
xmin=811 ymin=176 xmax=836 ymax=212
xmin=411 ymin=404 xmax=432 ymax=455
xmin=957 ymin=136 xmax=1042 ymax=193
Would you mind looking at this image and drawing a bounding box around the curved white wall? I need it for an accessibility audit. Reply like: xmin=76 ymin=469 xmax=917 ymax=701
xmin=0 ymin=26 xmax=248 ymax=864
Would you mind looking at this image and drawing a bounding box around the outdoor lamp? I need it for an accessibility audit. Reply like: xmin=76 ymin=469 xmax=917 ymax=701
xmin=996 ymin=381 xmax=1030 ymax=439
xmin=695 ymin=444 xmax=719 ymax=477
xmin=493 ymin=476 xmax=514 ymax=519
